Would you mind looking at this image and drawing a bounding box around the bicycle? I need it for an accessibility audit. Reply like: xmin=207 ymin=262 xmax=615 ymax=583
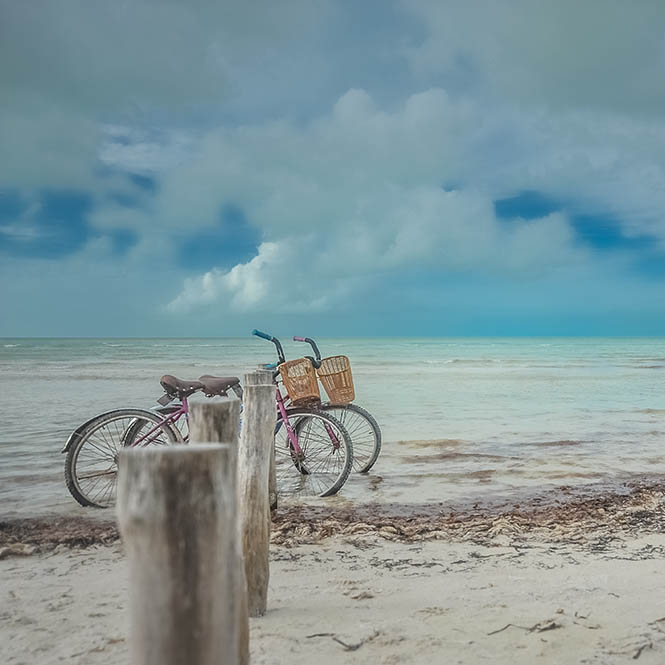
xmin=62 ymin=363 xmax=353 ymax=508
xmin=293 ymin=336 xmax=382 ymax=473
xmin=254 ymin=330 xmax=382 ymax=473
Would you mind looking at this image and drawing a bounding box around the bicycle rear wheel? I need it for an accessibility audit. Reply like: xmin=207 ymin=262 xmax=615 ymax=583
xmin=320 ymin=403 xmax=381 ymax=473
xmin=274 ymin=409 xmax=353 ymax=498
xmin=64 ymin=408 xmax=182 ymax=508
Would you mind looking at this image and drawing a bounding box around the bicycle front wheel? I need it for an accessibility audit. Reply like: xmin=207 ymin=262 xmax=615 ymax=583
xmin=320 ymin=403 xmax=381 ymax=473
xmin=64 ymin=408 xmax=182 ymax=509
xmin=274 ymin=409 xmax=353 ymax=498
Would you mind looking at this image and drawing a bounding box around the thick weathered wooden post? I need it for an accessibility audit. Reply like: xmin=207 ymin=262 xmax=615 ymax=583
xmin=239 ymin=371 xmax=276 ymax=617
xmin=117 ymin=444 xmax=240 ymax=665
xmin=189 ymin=400 xmax=248 ymax=665
xmin=189 ymin=399 xmax=241 ymax=449
xmin=249 ymin=369 xmax=278 ymax=511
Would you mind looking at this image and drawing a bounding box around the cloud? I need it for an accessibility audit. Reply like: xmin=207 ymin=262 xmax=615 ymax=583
xmin=156 ymin=73 xmax=665 ymax=317
xmin=0 ymin=0 xmax=334 ymax=193
xmin=169 ymin=242 xmax=278 ymax=312
xmin=2 ymin=1 xmax=665 ymax=335
xmin=0 ymin=0 xmax=333 ymax=113
xmin=164 ymin=95 xmax=587 ymax=315
xmin=169 ymin=241 xmax=335 ymax=313
xmin=402 ymin=0 xmax=665 ymax=114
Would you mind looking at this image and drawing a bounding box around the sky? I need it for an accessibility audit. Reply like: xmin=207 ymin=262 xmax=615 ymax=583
xmin=2 ymin=0 xmax=665 ymax=337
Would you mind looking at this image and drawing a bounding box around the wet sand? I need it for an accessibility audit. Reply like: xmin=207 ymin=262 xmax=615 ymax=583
xmin=3 ymin=478 xmax=665 ymax=553
xmin=3 ymin=480 xmax=665 ymax=664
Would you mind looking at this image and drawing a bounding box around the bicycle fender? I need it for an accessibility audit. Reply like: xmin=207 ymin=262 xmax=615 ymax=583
xmin=61 ymin=414 xmax=105 ymax=453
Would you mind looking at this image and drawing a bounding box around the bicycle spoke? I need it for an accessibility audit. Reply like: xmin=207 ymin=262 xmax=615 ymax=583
xmin=323 ymin=405 xmax=381 ymax=472
xmin=273 ymin=411 xmax=352 ymax=498
xmin=97 ymin=474 xmax=118 ymax=507
xmin=77 ymin=469 xmax=116 ymax=479
xmin=67 ymin=409 xmax=178 ymax=508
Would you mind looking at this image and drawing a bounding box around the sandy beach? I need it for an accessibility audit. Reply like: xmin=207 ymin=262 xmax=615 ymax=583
xmin=3 ymin=480 xmax=665 ymax=664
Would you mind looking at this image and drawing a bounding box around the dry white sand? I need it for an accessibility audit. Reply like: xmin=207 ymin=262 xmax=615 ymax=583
xmin=3 ymin=526 xmax=665 ymax=664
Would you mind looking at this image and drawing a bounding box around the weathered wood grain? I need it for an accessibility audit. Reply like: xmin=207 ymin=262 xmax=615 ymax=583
xmin=117 ymin=444 xmax=241 ymax=665
xmin=238 ymin=372 xmax=276 ymax=617
xmin=246 ymin=369 xmax=278 ymax=512
xmin=189 ymin=400 xmax=249 ymax=665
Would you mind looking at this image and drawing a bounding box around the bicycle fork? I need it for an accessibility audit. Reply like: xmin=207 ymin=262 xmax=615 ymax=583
xmin=324 ymin=421 xmax=341 ymax=450
xmin=276 ymin=389 xmax=303 ymax=457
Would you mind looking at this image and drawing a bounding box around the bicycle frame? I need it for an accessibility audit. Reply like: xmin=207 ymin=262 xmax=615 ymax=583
xmin=275 ymin=387 xmax=301 ymax=452
xmin=131 ymin=399 xmax=189 ymax=447
xmin=146 ymin=386 xmax=323 ymax=456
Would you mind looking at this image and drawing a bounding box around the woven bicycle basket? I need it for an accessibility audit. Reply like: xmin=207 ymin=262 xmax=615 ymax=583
xmin=317 ymin=355 xmax=355 ymax=405
xmin=279 ymin=358 xmax=321 ymax=406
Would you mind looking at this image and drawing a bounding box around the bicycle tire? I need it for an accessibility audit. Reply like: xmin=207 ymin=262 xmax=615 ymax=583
xmin=274 ymin=409 xmax=353 ymax=497
xmin=320 ymin=403 xmax=381 ymax=473
xmin=64 ymin=408 xmax=182 ymax=508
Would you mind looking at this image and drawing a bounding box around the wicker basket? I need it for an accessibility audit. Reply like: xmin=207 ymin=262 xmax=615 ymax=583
xmin=279 ymin=358 xmax=321 ymax=406
xmin=317 ymin=355 xmax=355 ymax=405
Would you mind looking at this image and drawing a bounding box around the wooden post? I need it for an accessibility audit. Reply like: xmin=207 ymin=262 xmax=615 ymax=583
xmin=189 ymin=400 xmax=248 ymax=665
xmin=248 ymin=369 xmax=278 ymax=512
xmin=189 ymin=399 xmax=241 ymax=450
xmin=117 ymin=444 xmax=241 ymax=665
xmin=239 ymin=371 xmax=276 ymax=617
xmin=268 ymin=435 xmax=277 ymax=512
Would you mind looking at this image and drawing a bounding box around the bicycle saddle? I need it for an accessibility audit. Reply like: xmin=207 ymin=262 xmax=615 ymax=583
xmin=198 ymin=374 xmax=241 ymax=397
xmin=160 ymin=374 xmax=205 ymax=399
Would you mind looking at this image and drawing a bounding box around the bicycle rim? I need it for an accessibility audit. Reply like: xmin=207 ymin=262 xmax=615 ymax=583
xmin=322 ymin=404 xmax=381 ymax=473
xmin=65 ymin=409 xmax=180 ymax=508
xmin=274 ymin=410 xmax=352 ymax=497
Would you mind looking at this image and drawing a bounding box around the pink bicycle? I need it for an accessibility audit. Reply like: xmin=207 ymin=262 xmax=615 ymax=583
xmin=62 ymin=341 xmax=353 ymax=508
xmin=261 ymin=333 xmax=382 ymax=473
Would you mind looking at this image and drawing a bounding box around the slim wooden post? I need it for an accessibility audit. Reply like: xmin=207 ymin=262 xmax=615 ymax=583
xmin=268 ymin=438 xmax=277 ymax=512
xmin=239 ymin=371 xmax=276 ymax=617
xmin=189 ymin=400 xmax=248 ymax=665
xmin=117 ymin=444 xmax=240 ymax=665
xmin=248 ymin=369 xmax=278 ymax=511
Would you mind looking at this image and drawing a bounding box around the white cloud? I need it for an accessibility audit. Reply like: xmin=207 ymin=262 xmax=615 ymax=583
xmin=169 ymin=242 xmax=277 ymax=312
xmin=168 ymin=240 xmax=333 ymax=313
xmin=156 ymin=74 xmax=665 ymax=314
xmin=165 ymin=110 xmax=587 ymax=314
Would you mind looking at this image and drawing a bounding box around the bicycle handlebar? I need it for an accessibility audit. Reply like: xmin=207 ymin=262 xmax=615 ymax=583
xmin=252 ymin=329 xmax=272 ymax=341
xmin=293 ymin=336 xmax=322 ymax=367
xmin=251 ymin=329 xmax=285 ymax=364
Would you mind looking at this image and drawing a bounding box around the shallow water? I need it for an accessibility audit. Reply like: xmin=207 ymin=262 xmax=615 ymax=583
xmin=1 ymin=337 xmax=664 ymax=517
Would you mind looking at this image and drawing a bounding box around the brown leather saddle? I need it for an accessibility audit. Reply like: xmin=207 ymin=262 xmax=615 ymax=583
xmin=159 ymin=374 xmax=241 ymax=400
xmin=198 ymin=374 xmax=242 ymax=397
xmin=159 ymin=375 xmax=205 ymax=399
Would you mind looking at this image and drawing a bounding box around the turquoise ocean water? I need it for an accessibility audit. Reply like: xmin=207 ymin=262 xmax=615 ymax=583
xmin=1 ymin=337 xmax=665 ymax=517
